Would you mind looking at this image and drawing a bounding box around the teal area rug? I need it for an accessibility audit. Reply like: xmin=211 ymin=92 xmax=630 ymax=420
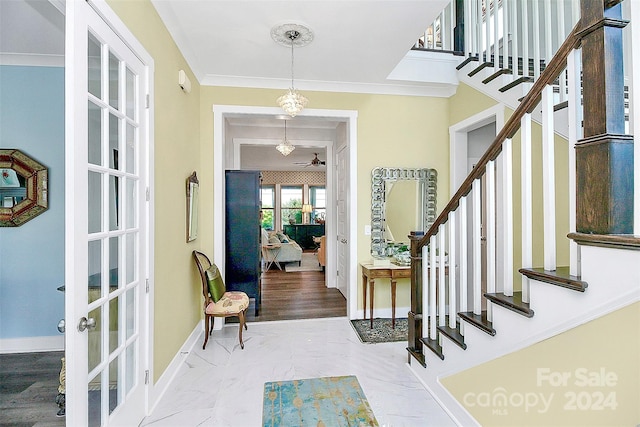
xmin=262 ymin=375 xmax=378 ymax=427
xmin=350 ymin=318 xmax=408 ymax=344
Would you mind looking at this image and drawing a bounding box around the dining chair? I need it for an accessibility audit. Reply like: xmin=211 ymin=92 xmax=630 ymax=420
xmin=192 ymin=250 xmax=249 ymax=349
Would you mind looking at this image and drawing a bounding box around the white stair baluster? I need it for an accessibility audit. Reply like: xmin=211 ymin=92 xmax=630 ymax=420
xmin=567 ymin=48 xmax=582 ymax=276
xmin=438 ymin=225 xmax=446 ymax=327
xmin=521 ymin=113 xmax=533 ymax=302
xmin=448 ymin=210 xmax=457 ymax=329
xmin=486 ymin=160 xmax=496 ymax=298
xmin=429 ymin=234 xmax=437 ymax=340
xmin=542 ymin=85 xmax=557 ymax=271
xmin=472 ymin=179 xmax=482 ymax=315
xmin=501 ymin=138 xmax=514 ymax=297
xmin=459 ymin=196 xmax=468 ymax=325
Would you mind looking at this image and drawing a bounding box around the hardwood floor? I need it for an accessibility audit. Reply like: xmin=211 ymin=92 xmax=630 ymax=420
xmin=237 ymin=266 xmax=347 ymax=323
xmin=0 ymin=351 xmax=65 ymax=427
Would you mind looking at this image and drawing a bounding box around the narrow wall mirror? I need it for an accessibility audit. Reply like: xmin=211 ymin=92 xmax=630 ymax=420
xmin=186 ymin=171 xmax=199 ymax=242
xmin=0 ymin=149 xmax=48 ymax=226
xmin=370 ymin=167 xmax=437 ymax=257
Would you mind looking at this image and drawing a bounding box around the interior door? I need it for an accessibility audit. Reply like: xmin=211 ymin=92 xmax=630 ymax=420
xmin=65 ymin=1 xmax=149 ymax=425
xmin=336 ymin=145 xmax=348 ymax=297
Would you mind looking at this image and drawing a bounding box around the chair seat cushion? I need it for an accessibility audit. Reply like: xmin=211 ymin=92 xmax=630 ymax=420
xmin=205 ymin=291 xmax=249 ymax=315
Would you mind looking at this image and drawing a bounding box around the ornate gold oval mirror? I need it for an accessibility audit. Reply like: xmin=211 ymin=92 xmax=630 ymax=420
xmin=0 ymin=149 xmax=48 ymax=226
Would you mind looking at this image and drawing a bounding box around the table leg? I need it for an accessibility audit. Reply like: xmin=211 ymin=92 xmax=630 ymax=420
xmin=369 ymin=279 xmax=375 ymax=329
xmin=391 ymin=279 xmax=397 ymax=329
xmin=362 ymin=274 xmax=367 ymax=320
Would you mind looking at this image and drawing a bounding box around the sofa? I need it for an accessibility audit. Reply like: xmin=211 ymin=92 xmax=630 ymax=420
xmin=262 ymin=229 xmax=303 ymax=265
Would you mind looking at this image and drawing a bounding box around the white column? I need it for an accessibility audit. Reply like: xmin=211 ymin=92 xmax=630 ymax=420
xmin=542 ymin=85 xmax=557 ymax=271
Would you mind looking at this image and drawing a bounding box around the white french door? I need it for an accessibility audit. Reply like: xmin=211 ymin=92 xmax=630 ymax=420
xmin=65 ymin=1 xmax=150 ymax=425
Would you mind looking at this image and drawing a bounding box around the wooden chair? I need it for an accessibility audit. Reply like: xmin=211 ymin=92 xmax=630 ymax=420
xmin=193 ymin=250 xmax=249 ymax=349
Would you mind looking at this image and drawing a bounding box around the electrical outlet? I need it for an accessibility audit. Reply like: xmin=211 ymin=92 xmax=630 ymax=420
xmin=364 ymin=225 xmax=371 ymax=235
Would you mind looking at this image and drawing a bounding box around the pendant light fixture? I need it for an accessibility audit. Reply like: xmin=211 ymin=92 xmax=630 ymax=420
xmin=271 ymin=24 xmax=313 ymax=117
xmin=276 ymin=120 xmax=295 ymax=156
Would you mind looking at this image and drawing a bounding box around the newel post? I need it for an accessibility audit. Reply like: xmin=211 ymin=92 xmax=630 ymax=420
xmin=576 ymin=0 xmax=634 ymax=234
xmin=407 ymin=233 xmax=426 ymax=367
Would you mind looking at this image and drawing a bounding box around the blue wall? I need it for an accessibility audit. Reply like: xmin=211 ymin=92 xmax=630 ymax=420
xmin=0 ymin=65 xmax=65 ymax=340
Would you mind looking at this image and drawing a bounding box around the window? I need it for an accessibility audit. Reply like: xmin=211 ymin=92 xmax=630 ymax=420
xmin=281 ymin=186 xmax=303 ymax=225
xmin=309 ymin=186 xmax=326 ymax=223
xmin=260 ymin=185 xmax=275 ymax=230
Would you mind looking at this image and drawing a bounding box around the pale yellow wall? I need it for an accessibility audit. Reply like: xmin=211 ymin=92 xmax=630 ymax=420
xmin=441 ymin=302 xmax=640 ymax=426
xmin=448 ymin=83 xmax=570 ymax=287
xmin=199 ymin=87 xmax=451 ymax=312
xmin=107 ymin=0 xmax=203 ymax=381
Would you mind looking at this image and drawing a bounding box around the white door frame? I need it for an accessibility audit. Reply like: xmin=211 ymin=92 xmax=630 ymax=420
xmin=213 ymin=106 xmax=358 ymax=318
xmin=449 ymin=104 xmax=504 ymax=196
xmin=65 ymin=0 xmax=154 ymax=424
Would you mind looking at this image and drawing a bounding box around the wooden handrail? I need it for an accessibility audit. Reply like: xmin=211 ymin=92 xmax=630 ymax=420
xmin=415 ymin=20 xmax=583 ymax=250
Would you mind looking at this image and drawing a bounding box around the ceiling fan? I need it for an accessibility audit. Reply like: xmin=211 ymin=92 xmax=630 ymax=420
xmin=294 ymin=153 xmax=326 ymax=167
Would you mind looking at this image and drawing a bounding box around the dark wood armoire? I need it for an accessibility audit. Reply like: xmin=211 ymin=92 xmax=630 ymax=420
xmin=225 ymin=170 xmax=261 ymax=315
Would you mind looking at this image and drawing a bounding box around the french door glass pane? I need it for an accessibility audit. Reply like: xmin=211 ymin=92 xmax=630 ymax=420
xmin=125 ymin=288 xmax=135 ymax=339
xmin=109 ymin=51 xmax=119 ymax=109
xmin=108 ymin=236 xmax=119 ymax=292
xmin=88 ymin=101 xmax=102 ymax=165
xmin=109 ymin=175 xmax=119 ymax=231
xmin=125 ymin=67 xmax=135 ymax=119
xmin=88 ymin=372 xmax=102 ymax=427
xmin=125 ymin=343 xmax=135 ymax=394
xmin=126 ymin=122 xmax=136 ymax=174
xmin=109 ymin=114 xmax=120 ymax=170
xmin=126 ymin=233 xmax=136 ymax=285
xmin=88 ymin=240 xmax=102 ymax=304
xmin=108 ymin=358 xmax=120 ymax=414
xmin=88 ymin=306 xmax=102 ymax=373
xmin=88 ymin=33 xmax=101 ymax=98
xmin=88 ymin=171 xmax=102 ymax=233
xmin=109 ymin=296 xmax=120 ymax=354
xmin=126 ymin=178 xmax=136 ymax=229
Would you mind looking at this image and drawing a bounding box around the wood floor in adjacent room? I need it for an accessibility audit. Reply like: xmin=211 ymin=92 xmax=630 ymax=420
xmin=0 ymin=351 xmax=65 ymax=427
xmin=239 ymin=266 xmax=347 ymax=323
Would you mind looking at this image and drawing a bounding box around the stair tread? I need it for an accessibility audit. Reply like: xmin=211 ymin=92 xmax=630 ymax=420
xmin=482 ymin=68 xmax=513 ymax=84
xmin=437 ymin=322 xmax=467 ymax=350
xmin=458 ymin=310 xmax=496 ymax=336
xmin=484 ymin=291 xmax=535 ymax=318
xmin=499 ymin=76 xmax=534 ymax=93
xmin=420 ymin=336 xmax=445 ymax=360
xmin=468 ymin=62 xmax=494 ymax=77
xmin=456 ymin=56 xmax=479 ymax=70
xmin=520 ymin=266 xmax=588 ymax=292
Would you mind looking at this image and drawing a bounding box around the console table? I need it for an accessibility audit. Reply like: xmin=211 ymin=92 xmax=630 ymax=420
xmin=360 ymin=262 xmax=411 ymax=329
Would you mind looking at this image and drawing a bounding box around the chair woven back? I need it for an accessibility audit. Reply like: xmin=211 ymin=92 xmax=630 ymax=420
xmin=192 ymin=250 xmax=212 ymax=300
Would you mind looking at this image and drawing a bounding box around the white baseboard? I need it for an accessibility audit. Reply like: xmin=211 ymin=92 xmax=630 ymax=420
xmin=147 ymin=321 xmax=202 ymax=415
xmin=354 ymin=306 xmax=411 ymax=320
xmin=0 ymin=335 xmax=64 ymax=353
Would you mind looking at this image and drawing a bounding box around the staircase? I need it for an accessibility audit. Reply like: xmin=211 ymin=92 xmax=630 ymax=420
xmin=406 ymin=1 xmax=640 ymax=424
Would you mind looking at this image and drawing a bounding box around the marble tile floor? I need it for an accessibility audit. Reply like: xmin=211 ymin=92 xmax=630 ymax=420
xmin=142 ymin=317 xmax=456 ymax=427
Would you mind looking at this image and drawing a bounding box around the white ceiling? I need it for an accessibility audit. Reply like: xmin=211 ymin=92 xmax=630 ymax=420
xmin=150 ymin=0 xmax=450 ymax=92
xmin=1 ymin=0 xmax=451 ymax=171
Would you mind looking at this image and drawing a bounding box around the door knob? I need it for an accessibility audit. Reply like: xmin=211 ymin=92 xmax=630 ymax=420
xmin=78 ymin=317 xmax=96 ymax=332
xmin=57 ymin=319 xmax=65 ymax=333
